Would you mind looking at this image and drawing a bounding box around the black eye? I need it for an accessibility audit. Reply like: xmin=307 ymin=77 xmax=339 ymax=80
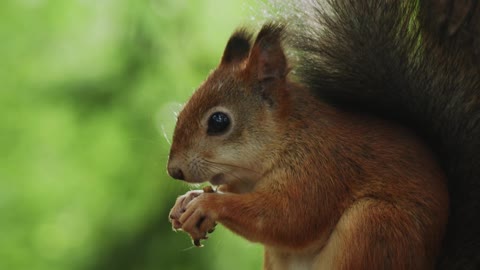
xmin=207 ymin=112 xmax=230 ymax=135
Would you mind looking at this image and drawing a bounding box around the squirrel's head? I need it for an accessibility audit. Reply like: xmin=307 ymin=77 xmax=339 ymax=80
xmin=167 ymin=24 xmax=290 ymax=190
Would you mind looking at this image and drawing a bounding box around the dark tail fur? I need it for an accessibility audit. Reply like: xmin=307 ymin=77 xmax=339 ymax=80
xmin=279 ymin=0 xmax=480 ymax=268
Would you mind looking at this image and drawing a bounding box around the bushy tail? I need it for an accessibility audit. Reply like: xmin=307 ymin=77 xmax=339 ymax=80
xmin=279 ymin=0 xmax=480 ymax=268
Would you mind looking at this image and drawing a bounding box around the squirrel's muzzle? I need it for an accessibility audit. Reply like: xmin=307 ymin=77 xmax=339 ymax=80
xmin=167 ymin=151 xmax=186 ymax=180
xmin=168 ymin=166 xmax=185 ymax=180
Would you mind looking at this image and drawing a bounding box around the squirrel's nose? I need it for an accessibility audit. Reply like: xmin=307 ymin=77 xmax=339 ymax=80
xmin=168 ymin=167 xmax=185 ymax=180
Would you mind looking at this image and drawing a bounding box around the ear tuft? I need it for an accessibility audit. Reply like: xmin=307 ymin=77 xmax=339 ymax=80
xmin=221 ymin=28 xmax=253 ymax=65
xmin=254 ymin=23 xmax=285 ymax=51
xmin=247 ymin=23 xmax=287 ymax=81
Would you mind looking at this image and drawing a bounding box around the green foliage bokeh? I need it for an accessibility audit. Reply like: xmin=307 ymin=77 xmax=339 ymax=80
xmin=0 ymin=0 xmax=264 ymax=269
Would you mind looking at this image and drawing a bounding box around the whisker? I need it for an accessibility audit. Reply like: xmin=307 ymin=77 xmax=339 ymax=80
xmin=203 ymin=159 xmax=262 ymax=176
xmin=160 ymin=124 xmax=172 ymax=146
xmin=181 ymin=245 xmax=196 ymax=252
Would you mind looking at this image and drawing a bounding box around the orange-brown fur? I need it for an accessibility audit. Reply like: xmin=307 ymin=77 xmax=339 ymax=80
xmin=168 ymin=24 xmax=448 ymax=269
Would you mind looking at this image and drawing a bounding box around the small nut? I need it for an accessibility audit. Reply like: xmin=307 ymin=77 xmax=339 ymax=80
xmin=203 ymin=186 xmax=215 ymax=193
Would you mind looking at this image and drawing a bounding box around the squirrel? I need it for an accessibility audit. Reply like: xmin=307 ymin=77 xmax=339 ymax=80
xmin=167 ymin=0 xmax=480 ymax=269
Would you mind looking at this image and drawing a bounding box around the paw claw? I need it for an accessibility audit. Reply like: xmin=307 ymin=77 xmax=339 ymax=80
xmin=193 ymin=239 xmax=203 ymax=247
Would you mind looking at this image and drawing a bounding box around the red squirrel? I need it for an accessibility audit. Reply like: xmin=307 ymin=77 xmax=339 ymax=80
xmin=168 ymin=0 xmax=480 ymax=269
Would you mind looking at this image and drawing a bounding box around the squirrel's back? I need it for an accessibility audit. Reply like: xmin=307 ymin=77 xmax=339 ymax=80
xmin=279 ymin=0 xmax=480 ymax=268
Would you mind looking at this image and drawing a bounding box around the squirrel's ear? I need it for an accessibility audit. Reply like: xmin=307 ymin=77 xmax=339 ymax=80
xmin=220 ymin=29 xmax=252 ymax=65
xmin=246 ymin=23 xmax=287 ymax=82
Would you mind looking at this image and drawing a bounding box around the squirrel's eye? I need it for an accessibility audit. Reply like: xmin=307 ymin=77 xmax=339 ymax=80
xmin=207 ymin=112 xmax=230 ymax=135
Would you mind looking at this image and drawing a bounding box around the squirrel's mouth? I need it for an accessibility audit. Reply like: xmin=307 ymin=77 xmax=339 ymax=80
xmin=210 ymin=173 xmax=226 ymax=185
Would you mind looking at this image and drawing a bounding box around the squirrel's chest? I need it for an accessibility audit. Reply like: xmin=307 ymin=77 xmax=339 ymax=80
xmin=287 ymin=257 xmax=312 ymax=270
xmin=264 ymin=248 xmax=327 ymax=270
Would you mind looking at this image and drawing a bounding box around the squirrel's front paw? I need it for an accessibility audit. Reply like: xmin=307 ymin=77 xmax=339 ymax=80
xmin=179 ymin=193 xmax=218 ymax=247
xmin=169 ymin=190 xmax=204 ymax=231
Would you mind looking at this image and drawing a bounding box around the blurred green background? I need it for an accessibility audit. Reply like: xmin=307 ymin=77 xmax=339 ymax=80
xmin=0 ymin=0 xmax=264 ymax=269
